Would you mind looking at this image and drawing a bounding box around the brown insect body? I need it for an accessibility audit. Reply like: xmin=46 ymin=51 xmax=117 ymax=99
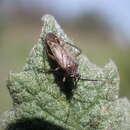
xmin=45 ymin=33 xmax=80 ymax=81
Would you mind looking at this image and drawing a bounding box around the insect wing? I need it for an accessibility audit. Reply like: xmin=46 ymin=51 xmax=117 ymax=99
xmin=50 ymin=43 xmax=75 ymax=69
xmin=46 ymin=33 xmax=81 ymax=57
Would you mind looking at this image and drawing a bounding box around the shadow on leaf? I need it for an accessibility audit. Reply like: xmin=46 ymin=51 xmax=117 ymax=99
xmin=6 ymin=118 xmax=66 ymax=130
xmin=48 ymin=58 xmax=76 ymax=101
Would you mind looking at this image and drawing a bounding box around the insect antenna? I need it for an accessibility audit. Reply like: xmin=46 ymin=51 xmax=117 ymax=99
xmin=79 ymin=77 xmax=113 ymax=83
xmin=79 ymin=78 xmax=100 ymax=81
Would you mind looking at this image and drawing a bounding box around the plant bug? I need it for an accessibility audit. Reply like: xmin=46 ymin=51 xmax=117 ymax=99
xmin=42 ymin=33 xmax=99 ymax=83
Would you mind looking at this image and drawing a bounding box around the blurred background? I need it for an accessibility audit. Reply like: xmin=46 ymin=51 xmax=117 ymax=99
xmin=0 ymin=0 xmax=130 ymax=116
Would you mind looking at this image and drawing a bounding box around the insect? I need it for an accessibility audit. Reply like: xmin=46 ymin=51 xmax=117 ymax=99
xmin=42 ymin=33 xmax=98 ymax=82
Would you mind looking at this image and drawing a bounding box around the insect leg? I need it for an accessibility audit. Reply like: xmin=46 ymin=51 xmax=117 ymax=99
xmin=63 ymin=73 xmax=68 ymax=82
xmin=53 ymin=67 xmax=60 ymax=72
xmin=74 ymin=75 xmax=81 ymax=87
xmin=43 ymin=67 xmax=61 ymax=74
xmin=47 ymin=50 xmax=56 ymax=61
xmin=65 ymin=42 xmax=81 ymax=57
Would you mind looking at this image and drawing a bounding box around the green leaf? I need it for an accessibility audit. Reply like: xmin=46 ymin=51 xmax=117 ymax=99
xmin=1 ymin=15 xmax=130 ymax=130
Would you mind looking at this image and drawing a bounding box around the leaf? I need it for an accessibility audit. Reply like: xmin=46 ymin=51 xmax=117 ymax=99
xmin=1 ymin=15 xmax=130 ymax=130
